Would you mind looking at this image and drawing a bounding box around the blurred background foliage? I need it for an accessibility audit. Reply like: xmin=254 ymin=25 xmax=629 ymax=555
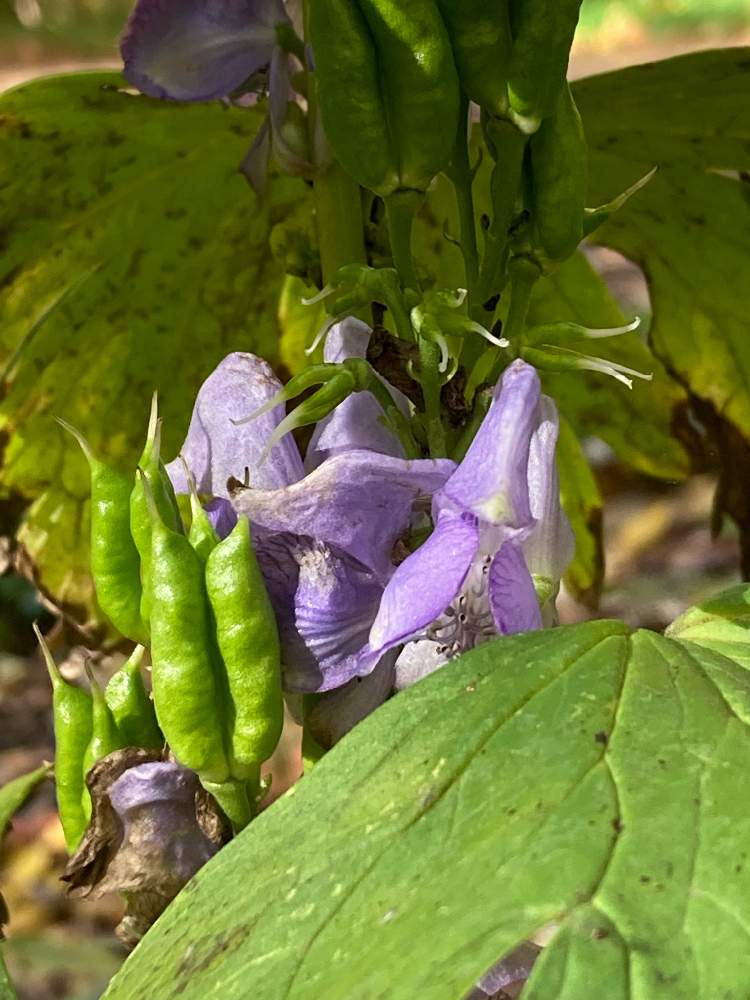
xmin=0 ymin=1 xmax=749 ymax=998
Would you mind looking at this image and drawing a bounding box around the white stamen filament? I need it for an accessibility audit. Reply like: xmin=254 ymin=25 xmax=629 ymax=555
xmin=305 ymin=313 xmax=342 ymax=356
xmin=469 ymin=321 xmax=510 ymax=349
xmin=301 ymin=283 xmax=335 ymax=306
xmin=425 ymin=556 xmax=495 ymax=656
xmin=582 ymin=316 xmax=641 ymax=339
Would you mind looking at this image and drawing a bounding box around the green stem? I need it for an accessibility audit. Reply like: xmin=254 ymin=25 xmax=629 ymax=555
xmin=476 ymin=119 xmax=527 ymax=306
xmin=202 ymin=777 xmax=253 ymax=834
xmin=314 ymin=161 xmax=366 ymax=284
xmin=363 ymin=368 xmax=421 ymax=459
xmin=446 ymin=99 xmax=479 ymax=303
xmin=488 ymin=256 xmax=540 ymax=383
xmin=385 ymin=191 xmax=423 ymax=292
xmin=418 ymin=337 xmax=447 ymax=458
xmin=451 ymin=385 xmax=494 ymax=462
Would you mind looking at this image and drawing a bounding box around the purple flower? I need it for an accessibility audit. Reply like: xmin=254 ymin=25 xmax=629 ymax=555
xmin=121 ymin=0 xmax=289 ymax=102
xmin=364 ymin=360 xmax=574 ymax=688
xmin=166 ymin=322 xmax=455 ymax=694
xmin=120 ymin=0 xmax=310 ymax=192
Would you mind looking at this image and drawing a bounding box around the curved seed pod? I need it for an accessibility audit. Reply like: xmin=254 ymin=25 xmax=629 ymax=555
xmin=205 ymin=517 xmax=283 ymax=784
xmin=104 ymin=645 xmax=163 ymax=750
xmin=507 ymin=0 xmax=584 ymax=131
xmin=436 ymin=0 xmax=513 ymax=116
xmin=35 ymin=623 xmax=93 ymax=853
xmin=57 ymin=420 xmax=146 ymax=644
xmin=130 ymin=395 xmax=184 ymax=628
xmin=82 ymin=661 xmax=126 ymax=819
xmin=528 ymin=83 xmax=587 ymax=262
xmin=180 ymin=459 xmax=219 ymax=565
xmin=143 ymin=471 xmax=230 ymax=785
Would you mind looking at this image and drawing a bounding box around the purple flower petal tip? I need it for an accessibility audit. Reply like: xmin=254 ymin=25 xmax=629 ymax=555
xmin=121 ymin=0 xmax=288 ymax=101
xmin=204 ymin=497 xmax=238 ymax=540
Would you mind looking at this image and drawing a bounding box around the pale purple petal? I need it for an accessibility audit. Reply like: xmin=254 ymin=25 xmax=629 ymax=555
xmin=166 ymin=353 xmax=304 ymax=498
xmin=289 ymin=542 xmax=384 ymax=692
xmin=305 ymin=650 xmax=397 ymax=746
xmin=437 ymin=359 xmax=540 ymax=532
xmin=233 ymin=450 xmax=455 ymax=582
xmin=488 ymin=542 xmax=542 ymax=635
xmin=204 ymin=497 xmax=237 ymax=539
xmin=394 ymin=639 xmax=449 ymax=691
xmin=305 ymin=318 xmax=411 ymax=470
xmin=107 ymin=762 xmax=217 ymax=883
xmin=253 ymin=532 xmax=383 ymax=693
xmin=476 ymin=942 xmax=541 ymax=996
xmin=121 ymin=0 xmax=288 ymax=101
xmin=368 ymin=511 xmax=479 ymax=654
xmin=240 ymin=114 xmax=271 ymax=195
xmin=522 ymin=397 xmax=575 ymax=582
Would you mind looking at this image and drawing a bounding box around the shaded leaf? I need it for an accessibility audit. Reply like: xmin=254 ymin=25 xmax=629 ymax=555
xmin=667 ymin=582 xmax=750 ymax=671
xmin=574 ymin=48 xmax=750 ymax=469
xmin=102 ymin=617 xmax=750 ymax=998
xmin=529 ymin=251 xmax=689 ymax=480
xmin=557 ymin=417 xmax=603 ymax=606
xmin=0 ymin=72 xmax=306 ymax=621
xmin=0 ymin=946 xmax=17 ymax=1000
xmin=0 ymin=764 xmax=50 ymax=843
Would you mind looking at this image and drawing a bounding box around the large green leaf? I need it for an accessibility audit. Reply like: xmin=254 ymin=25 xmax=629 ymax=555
xmin=574 ymin=48 xmax=750 ymax=453
xmin=0 ymin=72 xmax=306 ymax=620
xmin=103 ymin=618 xmax=750 ymax=999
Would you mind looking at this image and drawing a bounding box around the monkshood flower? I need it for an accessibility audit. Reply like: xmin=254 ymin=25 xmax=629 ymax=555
xmin=120 ymin=0 xmax=310 ymax=191
xmin=363 ymin=359 xmax=575 ymax=689
xmin=166 ymin=321 xmax=454 ymax=697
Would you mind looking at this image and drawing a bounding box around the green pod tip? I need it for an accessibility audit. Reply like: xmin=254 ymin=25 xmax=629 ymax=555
xmin=33 ymin=621 xmax=62 ymax=688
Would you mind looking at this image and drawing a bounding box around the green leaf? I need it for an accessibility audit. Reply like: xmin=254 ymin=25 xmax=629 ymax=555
xmin=574 ymin=48 xmax=750 ymax=455
xmin=0 ymin=72 xmax=307 ymax=620
xmin=0 ymin=947 xmax=18 ymax=1000
xmin=529 ymin=252 xmax=689 ymax=480
xmin=667 ymin=582 xmax=750 ymax=671
xmin=102 ymin=618 xmax=750 ymax=999
xmin=0 ymin=765 xmax=50 ymax=842
xmin=557 ymin=417 xmax=603 ymax=606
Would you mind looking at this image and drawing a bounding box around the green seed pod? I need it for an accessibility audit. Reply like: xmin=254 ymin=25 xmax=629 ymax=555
xmin=57 ymin=420 xmax=146 ymax=644
xmin=507 ymin=0 xmax=584 ymax=131
xmin=181 ymin=460 xmax=219 ymax=565
xmin=82 ymin=660 xmax=126 ymax=785
xmin=528 ymin=83 xmax=587 ymax=262
xmin=143 ymin=471 xmax=230 ymax=785
xmin=205 ymin=517 xmax=283 ymax=781
xmin=35 ymin=623 xmax=93 ymax=854
xmin=104 ymin=645 xmax=163 ymax=750
xmin=436 ymin=0 xmax=513 ymax=116
xmin=310 ymin=0 xmax=460 ymax=196
xmin=130 ymin=394 xmax=184 ymax=628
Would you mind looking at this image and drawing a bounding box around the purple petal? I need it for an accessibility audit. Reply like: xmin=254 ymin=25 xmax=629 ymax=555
xmin=254 ymin=533 xmax=383 ymax=693
xmin=233 ymin=450 xmax=455 ymax=582
xmin=523 ymin=397 xmax=575 ymax=582
xmin=204 ymin=497 xmax=237 ymax=540
xmin=488 ymin=542 xmax=542 ymax=635
xmin=477 ymin=942 xmax=541 ymax=995
xmin=394 ymin=639 xmax=449 ymax=691
xmin=291 ymin=542 xmax=385 ymax=692
xmin=107 ymin=761 xmax=217 ymax=883
xmin=121 ymin=0 xmax=288 ymax=101
xmin=368 ymin=511 xmax=479 ymax=654
xmin=165 ymin=353 xmax=304 ymax=498
xmin=240 ymin=114 xmax=271 ymax=195
xmin=437 ymin=359 xmax=540 ymax=531
xmin=305 ymin=649 xmax=397 ymax=746
xmin=305 ymin=318 xmax=411 ymax=470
